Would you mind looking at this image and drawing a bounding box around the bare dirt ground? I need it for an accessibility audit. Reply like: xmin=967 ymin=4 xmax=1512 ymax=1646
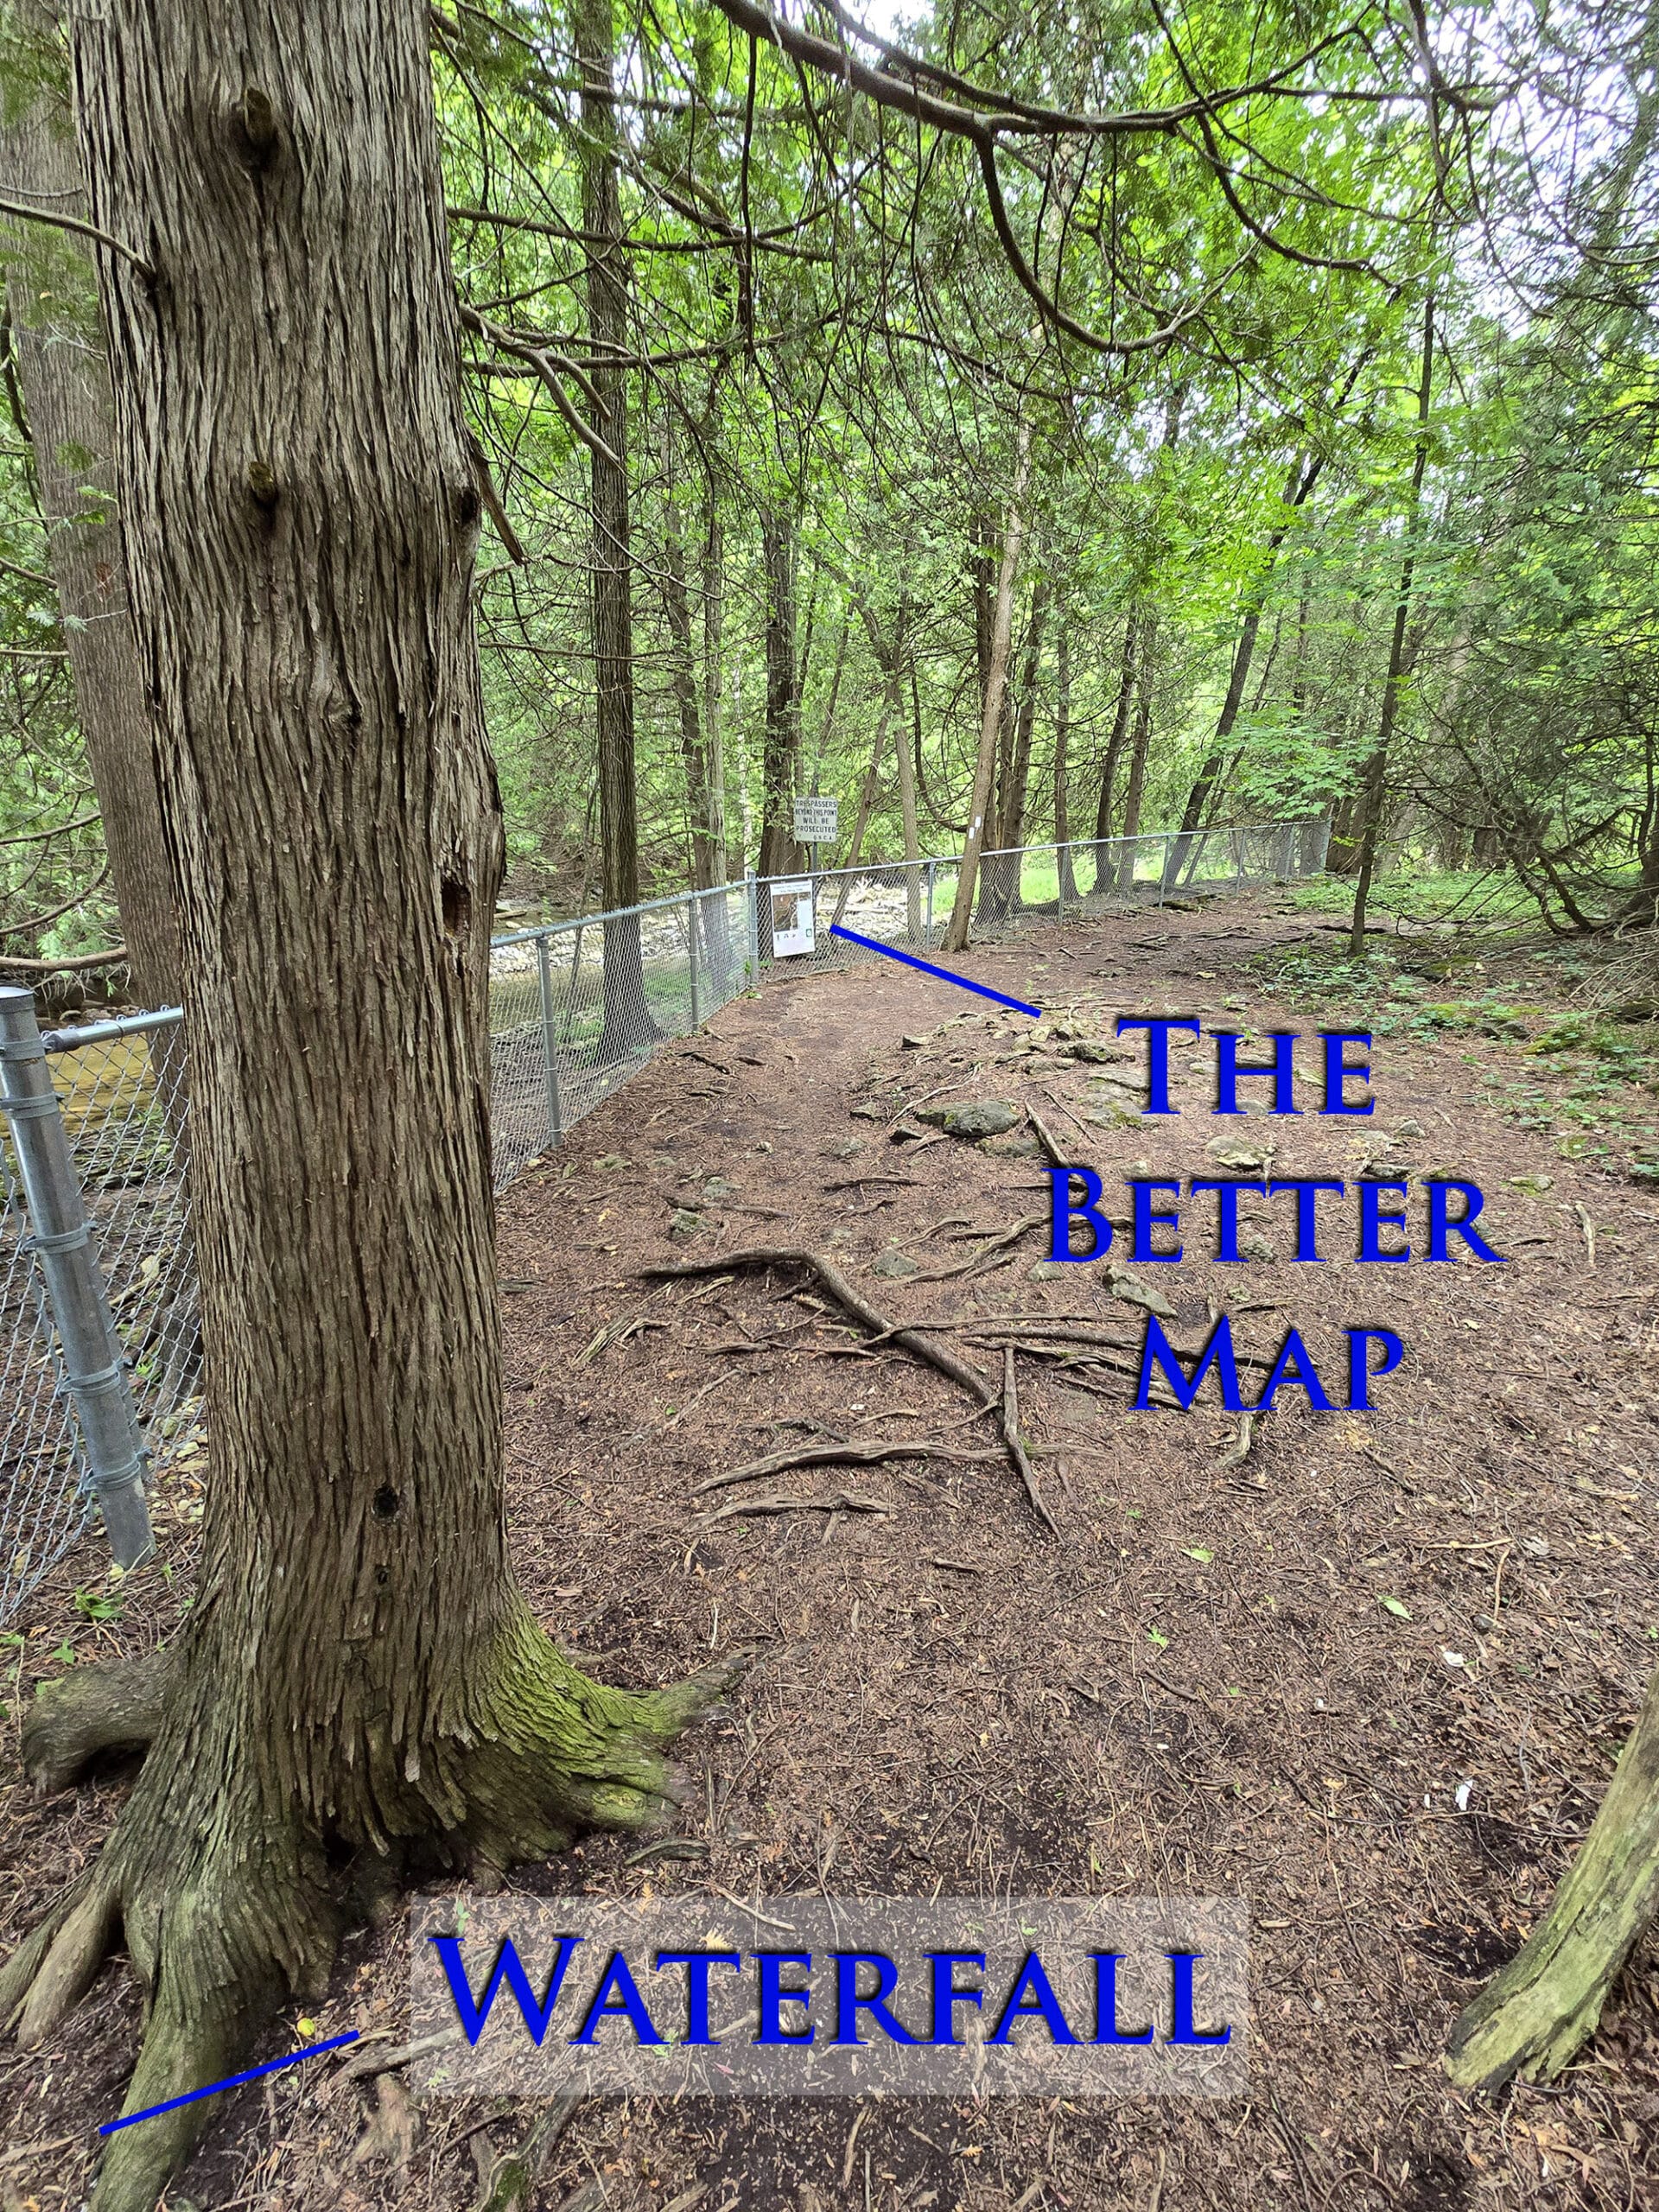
xmin=4 ymin=892 xmax=1659 ymax=2212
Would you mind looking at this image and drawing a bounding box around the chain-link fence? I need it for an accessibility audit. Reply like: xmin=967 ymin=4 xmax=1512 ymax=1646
xmin=0 ymin=817 xmax=1325 ymax=1618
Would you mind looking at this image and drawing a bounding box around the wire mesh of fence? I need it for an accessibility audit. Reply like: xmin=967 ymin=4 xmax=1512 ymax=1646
xmin=0 ymin=818 xmax=1325 ymax=1617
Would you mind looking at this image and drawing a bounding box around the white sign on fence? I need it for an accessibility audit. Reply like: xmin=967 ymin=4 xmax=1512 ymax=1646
xmin=792 ymin=794 xmax=839 ymax=843
xmin=769 ymin=879 xmax=817 ymax=957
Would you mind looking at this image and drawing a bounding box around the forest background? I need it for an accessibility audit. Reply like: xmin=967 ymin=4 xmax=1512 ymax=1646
xmin=1 ymin=0 xmax=1656 ymax=991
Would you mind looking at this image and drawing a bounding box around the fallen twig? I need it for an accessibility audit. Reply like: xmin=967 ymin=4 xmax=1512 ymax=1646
xmin=911 ymin=1211 xmax=1044 ymax=1283
xmin=695 ymin=1440 xmax=1001 ymax=1495
xmin=1025 ymin=1106 xmax=1069 ymax=1167
xmin=699 ymin=1488 xmax=893 ymax=1524
xmin=341 ymin=2024 xmax=461 ymax=2082
xmin=1217 ymin=1412 xmax=1256 ymax=1470
xmin=1572 ymin=1201 xmax=1596 ymax=1269
xmin=576 ymin=1311 xmax=667 ymax=1367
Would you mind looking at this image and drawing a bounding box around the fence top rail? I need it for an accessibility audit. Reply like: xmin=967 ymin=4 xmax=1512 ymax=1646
xmin=43 ymin=1005 xmax=183 ymax=1052
xmin=32 ymin=815 xmax=1329 ymax=1047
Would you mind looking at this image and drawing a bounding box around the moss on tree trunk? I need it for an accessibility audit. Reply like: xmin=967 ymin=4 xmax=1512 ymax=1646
xmin=1445 ymin=1662 xmax=1659 ymax=2095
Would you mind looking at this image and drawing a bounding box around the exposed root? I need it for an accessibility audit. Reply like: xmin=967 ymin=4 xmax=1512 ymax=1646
xmin=645 ymin=1246 xmax=1065 ymax=1535
xmin=699 ymin=1488 xmax=893 ymax=1526
xmin=643 ymin=1246 xmax=995 ymax=1404
xmin=1001 ymin=1346 xmax=1058 ymax=1535
xmin=22 ymin=1647 xmax=175 ymax=1794
xmin=2 ymin=1624 xmax=748 ymax=2212
xmin=695 ymin=1439 xmax=1000 ymax=1495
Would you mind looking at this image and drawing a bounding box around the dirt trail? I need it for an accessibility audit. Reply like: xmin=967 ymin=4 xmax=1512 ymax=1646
xmin=4 ymin=894 xmax=1657 ymax=2210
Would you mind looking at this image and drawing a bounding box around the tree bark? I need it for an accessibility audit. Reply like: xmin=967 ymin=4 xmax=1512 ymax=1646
xmin=1349 ymin=297 xmax=1435 ymax=957
xmin=0 ymin=11 xmax=734 ymax=2208
xmin=983 ymin=569 xmax=1046 ymax=918
xmin=1446 ymin=1662 xmax=1659 ymax=2094
xmin=1054 ymin=613 xmax=1077 ymax=901
xmin=662 ymin=494 xmax=731 ymax=988
xmin=893 ymin=615 xmax=922 ymax=939
xmin=0 ymin=0 xmax=178 ymax=1004
xmin=757 ymin=502 xmax=801 ymax=883
xmin=944 ymin=421 xmax=1030 ymax=953
xmin=575 ymin=0 xmax=653 ymax=1057
xmin=702 ymin=505 xmax=726 ymax=873
xmin=844 ymin=582 xmax=921 ymax=938
xmin=1091 ymin=609 xmax=1138 ymax=892
xmin=663 ymin=501 xmax=717 ymax=895
xmin=1119 ymin=609 xmax=1157 ymax=874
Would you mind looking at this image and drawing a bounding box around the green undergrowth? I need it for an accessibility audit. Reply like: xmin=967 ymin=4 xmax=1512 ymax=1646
xmin=1252 ymin=930 xmax=1659 ymax=1177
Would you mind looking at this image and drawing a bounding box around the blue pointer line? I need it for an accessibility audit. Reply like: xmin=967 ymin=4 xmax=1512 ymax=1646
xmin=99 ymin=2030 xmax=360 ymax=2135
xmin=828 ymin=923 xmax=1042 ymax=1019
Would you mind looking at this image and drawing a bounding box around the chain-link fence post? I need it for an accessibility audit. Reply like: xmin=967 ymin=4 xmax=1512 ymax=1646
xmin=534 ymin=932 xmax=563 ymax=1152
xmin=925 ymin=859 xmax=937 ymax=941
xmin=687 ymin=893 xmax=701 ymax=1030
xmin=0 ymin=987 xmax=154 ymax=1568
xmin=745 ymin=867 xmax=760 ymax=976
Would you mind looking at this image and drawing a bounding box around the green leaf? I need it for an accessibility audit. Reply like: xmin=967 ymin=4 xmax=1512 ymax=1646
xmin=1147 ymin=1625 xmax=1170 ymax=1649
xmin=1378 ymin=1595 xmax=1413 ymax=1620
xmin=1183 ymin=1546 xmax=1213 ymax=1563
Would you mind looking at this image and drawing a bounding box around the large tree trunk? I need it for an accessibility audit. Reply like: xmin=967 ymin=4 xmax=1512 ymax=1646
xmin=0 ymin=10 xmax=732 ymax=2209
xmin=944 ymin=422 xmax=1030 ymax=953
xmin=0 ymin=0 xmax=178 ymax=1004
xmin=576 ymin=0 xmax=654 ymax=1058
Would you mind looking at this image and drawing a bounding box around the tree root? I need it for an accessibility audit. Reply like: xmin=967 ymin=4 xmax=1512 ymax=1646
xmin=644 ymin=1246 xmax=995 ymax=1404
xmin=645 ymin=1246 xmax=1063 ymax=1534
xmin=22 ymin=1647 xmax=175 ymax=1795
xmin=2 ymin=1623 xmax=747 ymax=2212
xmin=1000 ymin=1346 xmax=1058 ymax=1535
xmin=695 ymin=1439 xmax=1000 ymax=1495
xmin=1445 ymin=1662 xmax=1659 ymax=2094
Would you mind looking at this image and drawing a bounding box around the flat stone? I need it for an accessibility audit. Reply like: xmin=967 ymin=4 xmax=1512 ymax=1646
xmin=669 ymin=1210 xmax=703 ymax=1241
xmin=1105 ymin=1272 xmax=1179 ymax=1319
xmin=1206 ymin=1137 xmax=1271 ymax=1172
xmin=872 ymin=1248 xmax=918 ymax=1279
xmin=913 ymin=1100 xmax=1020 ymax=1139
